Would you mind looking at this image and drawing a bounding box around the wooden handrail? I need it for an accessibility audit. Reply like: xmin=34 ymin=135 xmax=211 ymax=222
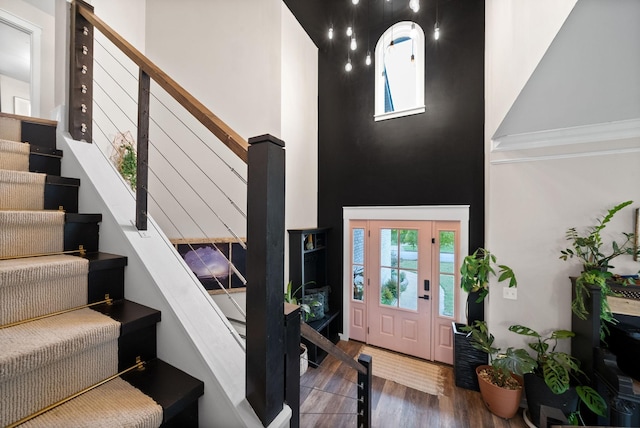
xmin=76 ymin=3 xmax=248 ymax=163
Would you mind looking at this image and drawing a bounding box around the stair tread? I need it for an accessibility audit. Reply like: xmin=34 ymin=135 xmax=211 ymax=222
xmin=15 ymin=376 xmax=163 ymax=428
xmin=87 ymin=252 xmax=128 ymax=270
xmin=93 ymin=299 xmax=161 ymax=335
xmin=65 ymin=212 xmax=102 ymax=223
xmin=30 ymin=144 xmax=63 ymax=157
xmin=0 ymin=308 xmax=120 ymax=380
xmin=45 ymin=175 xmax=80 ymax=186
xmin=123 ymin=358 xmax=204 ymax=423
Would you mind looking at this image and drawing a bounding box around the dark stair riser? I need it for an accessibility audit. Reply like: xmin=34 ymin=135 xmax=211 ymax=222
xmin=21 ymin=120 xmax=56 ymax=150
xmin=30 ymin=146 xmax=63 ymax=176
xmin=64 ymin=213 xmax=101 ymax=253
xmin=93 ymin=300 xmax=161 ymax=369
xmin=87 ymin=253 xmax=127 ymax=302
xmin=45 ymin=176 xmax=80 ymax=213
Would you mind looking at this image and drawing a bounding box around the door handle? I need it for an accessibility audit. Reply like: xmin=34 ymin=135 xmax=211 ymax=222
xmin=418 ymin=295 xmax=430 ymax=300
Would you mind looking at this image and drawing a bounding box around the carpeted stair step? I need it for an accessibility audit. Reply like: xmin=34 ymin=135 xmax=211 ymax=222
xmin=0 ymin=139 xmax=61 ymax=176
xmin=0 ymin=113 xmax=57 ymax=150
xmin=0 ymin=139 xmax=29 ymax=171
xmin=0 ymin=255 xmax=89 ymax=326
xmin=0 ymin=211 xmax=65 ymax=258
xmin=0 ymin=308 xmax=121 ymax=427
xmin=0 ymin=211 xmax=102 ymax=259
xmin=0 ymin=170 xmax=79 ymax=212
xmin=122 ymin=358 xmax=204 ymax=427
xmin=17 ymin=377 xmax=163 ymax=428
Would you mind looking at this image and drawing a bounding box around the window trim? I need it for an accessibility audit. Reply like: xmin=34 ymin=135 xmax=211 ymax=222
xmin=374 ymin=21 xmax=425 ymax=121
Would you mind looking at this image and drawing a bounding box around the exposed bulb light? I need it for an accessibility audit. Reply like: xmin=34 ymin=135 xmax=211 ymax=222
xmin=365 ymin=51 xmax=372 ymax=66
xmin=410 ymin=23 xmax=417 ymax=38
xmin=346 ymin=26 xmax=353 ymax=37
xmin=434 ymin=23 xmax=440 ymax=40
xmin=409 ymin=0 xmax=420 ymax=13
xmin=345 ymin=58 xmax=353 ymax=72
xmin=352 ymin=0 xmax=359 ymax=4
xmin=328 ymin=27 xmax=334 ymax=39
xmin=350 ymin=36 xmax=357 ymax=51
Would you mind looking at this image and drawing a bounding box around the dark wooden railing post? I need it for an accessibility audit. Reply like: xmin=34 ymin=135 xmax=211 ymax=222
xmin=246 ymin=134 xmax=285 ymax=426
xmin=136 ymin=70 xmax=150 ymax=231
xmin=357 ymin=354 xmax=372 ymax=428
xmin=68 ymin=0 xmax=94 ymax=142
xmin=284 ymin=304 xmax=301 ymax=428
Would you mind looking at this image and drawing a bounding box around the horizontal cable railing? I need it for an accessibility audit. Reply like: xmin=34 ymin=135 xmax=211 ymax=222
xmin=89 ymin=29 xmax=249 ymax=325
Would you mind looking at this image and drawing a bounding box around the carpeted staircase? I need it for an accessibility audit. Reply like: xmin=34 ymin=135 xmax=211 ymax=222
xmin=0 ymin=113 xmax=204 ymax=427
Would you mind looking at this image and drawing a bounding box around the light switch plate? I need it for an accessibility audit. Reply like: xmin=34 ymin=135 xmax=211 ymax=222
xmin=503 ymin=287 xmax=517 ymax=300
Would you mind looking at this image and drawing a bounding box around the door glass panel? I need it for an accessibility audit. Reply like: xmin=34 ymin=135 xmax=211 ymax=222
xmin=352 ymin=228 xmax=365 ymax=301
xmin=380 ymin=229 xmax=418 ymax=310
xmin=438 ymin=231 xmax=455 ymax=317
xmin=380 ymin=267 xmax=398 ymax=306
xmin=399 ymin=270 xmax=418 ymax=310
xmin=380 ymin=229 xmax=397 ymax=268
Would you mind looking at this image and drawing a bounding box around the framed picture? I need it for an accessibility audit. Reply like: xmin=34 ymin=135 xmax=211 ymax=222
xmin=172 ymin=238 xmax=246 ymax=293
xmin=14 ymin=96 xmax=31 ymax=116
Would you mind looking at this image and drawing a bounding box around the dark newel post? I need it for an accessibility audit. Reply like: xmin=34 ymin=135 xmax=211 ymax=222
xmin=68 ymin=0 xmax=94 ymax=142
xmin=284 ymin=305 xmax=301 ymax=428
xmin=246 ymin=134 xmax=285 ymax=426
xmin=136 ymin=70 xmax=150 ymax=231
xmin=357 ymin=354 xmax=372 ymax=428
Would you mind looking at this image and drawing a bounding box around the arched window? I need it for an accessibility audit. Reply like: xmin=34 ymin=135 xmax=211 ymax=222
xmin=375 ymin=21 xmax=425 ymax=121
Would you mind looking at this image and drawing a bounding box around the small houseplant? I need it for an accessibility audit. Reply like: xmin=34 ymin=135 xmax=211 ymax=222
xmin=110 ymin=131 xmax=137 ymax=190
xmin=560 ymin=200 xmax=640 ymax=337
xmin=460 ymin=248 xmax=517 ymax=303
xmin=508 ymin=324 xmax=607 ymax=426
xmin=462 ymin=321 xmax=536 ymax=419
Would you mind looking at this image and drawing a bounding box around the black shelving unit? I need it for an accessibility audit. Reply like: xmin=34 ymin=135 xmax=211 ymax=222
xmin=288 ymin=227 xmax=337 ymax=364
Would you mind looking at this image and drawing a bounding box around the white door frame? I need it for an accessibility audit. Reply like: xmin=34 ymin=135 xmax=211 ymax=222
xmin=341 ymin=205 xmax=469 ymax=342
xmin=0 ymin=9 xmax=42 ymax=117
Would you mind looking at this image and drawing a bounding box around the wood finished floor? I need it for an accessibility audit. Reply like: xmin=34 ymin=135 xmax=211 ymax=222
xmin=300 ymin=340 xmax=528 ymax=428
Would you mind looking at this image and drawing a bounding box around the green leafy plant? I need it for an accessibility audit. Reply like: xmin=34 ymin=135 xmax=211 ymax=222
xmin=509 ymin=324 xmax=607 ymax=424
xmin=460 ymin=248 xmax=517 ymax=302
xmin=559 ymin=201 xmax=640 ymax=338
xmin=285 ymin=281 xmax=311 ymax=321
xmin=110 ymin=131 xmax=137 ymax=190
xmin=461 ymin=321 xmax=536 ymax=389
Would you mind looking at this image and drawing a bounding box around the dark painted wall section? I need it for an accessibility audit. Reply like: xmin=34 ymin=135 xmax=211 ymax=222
xmin=286 ymin=0 xmax=485 ymax=331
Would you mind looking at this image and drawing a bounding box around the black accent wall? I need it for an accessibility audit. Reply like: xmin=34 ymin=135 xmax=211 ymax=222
xmin=285 ymin=0 xmax=485 ymax=330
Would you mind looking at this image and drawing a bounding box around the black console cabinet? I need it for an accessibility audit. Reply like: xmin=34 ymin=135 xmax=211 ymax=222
xmin=288 ymin=227 xmax=338 ymax=364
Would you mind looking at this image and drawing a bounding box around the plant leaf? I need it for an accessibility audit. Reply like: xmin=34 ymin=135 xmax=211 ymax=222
xmin=576 ymin=385 xmax=607 ymax=417
xmin=508 ymin=325 xmax=540 ymax=337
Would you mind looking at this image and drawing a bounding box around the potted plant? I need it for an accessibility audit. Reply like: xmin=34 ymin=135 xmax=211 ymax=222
xmin=460 ymin=247 xmax=517 ymax=305
xmin=508 ymin=324 xmax=607 ymax=427
xmin=453 ymin=249 xmax=517 ymax=391
xmin=560 ymin=200 xmax=640 ymax=338
xmin=462 ymin=321 xmax=536 ymax=419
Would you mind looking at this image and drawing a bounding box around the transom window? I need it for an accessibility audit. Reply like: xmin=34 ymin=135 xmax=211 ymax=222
xmin=374 ymin=21 xmax=425 ymax=121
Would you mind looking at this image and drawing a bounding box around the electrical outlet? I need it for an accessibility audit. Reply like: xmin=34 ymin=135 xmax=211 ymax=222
xmin=503 ymin=287 xmax=517 ymax=300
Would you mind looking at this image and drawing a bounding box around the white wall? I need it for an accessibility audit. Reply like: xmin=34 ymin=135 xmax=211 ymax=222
xmin=486 ymin=0 xmax=640 ymax=349
xmin=0 ymin=0 xmax=54 ymax=118
xmin=281 ymin=4 xmax=319 ymax=284
xmin=0 ymin=74 xmax=30 ymax=114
